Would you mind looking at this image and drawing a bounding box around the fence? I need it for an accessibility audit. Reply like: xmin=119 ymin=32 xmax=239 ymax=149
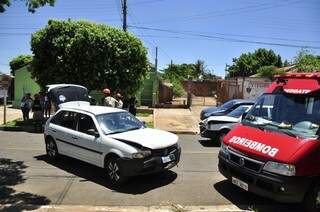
xmin=217 ymin=77 xmax=272 ymax=104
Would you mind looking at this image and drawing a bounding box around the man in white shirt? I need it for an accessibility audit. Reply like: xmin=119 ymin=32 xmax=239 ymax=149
xmin=103 ymin=88 xmax=117 ymax=107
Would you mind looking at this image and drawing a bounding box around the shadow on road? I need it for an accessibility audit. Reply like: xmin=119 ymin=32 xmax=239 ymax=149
xmin=214 ymin=180 xmax=304 ymax=212
xmin=35 ymin=154 xmax=177 ymax=195
xmin=0 ymin=158 xmax=50 ymax=211
xmin=198 ymin=139 xmax=220 ymax=147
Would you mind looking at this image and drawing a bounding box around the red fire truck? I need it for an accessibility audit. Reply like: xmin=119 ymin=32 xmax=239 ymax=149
xmin=219 ymin=73 xmax=320 ymax=212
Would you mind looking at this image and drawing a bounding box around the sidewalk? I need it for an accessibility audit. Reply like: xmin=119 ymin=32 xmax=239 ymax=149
xmin=153 ymin=97 xmax=216 ymax=134
xmin=154 ymin=108 xmax=198 ymax=134
xmin=0 ymin=105 xmax=21 ymax=125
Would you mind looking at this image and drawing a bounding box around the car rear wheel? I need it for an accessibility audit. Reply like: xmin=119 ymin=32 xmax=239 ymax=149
xmin=105 ymin=157 xmax=126 ymax=185
xmin=46 ymin=138 xmax=59 ymax=160
xmin=303 ymin=183 xmax=320 ymax=212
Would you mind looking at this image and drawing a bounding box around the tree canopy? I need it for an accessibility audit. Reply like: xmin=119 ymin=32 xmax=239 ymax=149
xmin=294 ymin=49 xmax=320 ymax=72
xmin=256 ymin=65 xmax=285 ymax=79
xmin=0 ymin=0 xmax=54 ymax=13
xmin=9 ymin=54 xmax=33 ymax=75
xmin=30 ymin=20 xmax=149 ymax=96
xmin=226 ymin=48 xmax=282 ymax=77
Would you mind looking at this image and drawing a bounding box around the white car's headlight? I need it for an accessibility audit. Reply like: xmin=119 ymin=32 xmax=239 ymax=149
xmin=132 ymin=150 xmax=152 ymax=159
xmin=263 ymin=161 xmax=295 ymax=176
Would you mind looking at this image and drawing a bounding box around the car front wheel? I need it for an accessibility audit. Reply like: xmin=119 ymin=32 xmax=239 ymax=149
xmin=303 ymin=183 xmax=320 ymax=212
xmin=106 ymin=157 xmax=126 ymax=185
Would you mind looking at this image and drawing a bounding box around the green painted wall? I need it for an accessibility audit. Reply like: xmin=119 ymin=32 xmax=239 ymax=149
xmin=139 ymin=71 xmax=156 ymax=107
xmin=13 ymin=66 xmax=41 ymax=108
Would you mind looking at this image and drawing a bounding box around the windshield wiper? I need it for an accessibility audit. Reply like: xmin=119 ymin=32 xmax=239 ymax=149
xmin=106 ymin=130 xmax=126 ymax=135
xmin=261 ymin=122 xmax=297 ymax=138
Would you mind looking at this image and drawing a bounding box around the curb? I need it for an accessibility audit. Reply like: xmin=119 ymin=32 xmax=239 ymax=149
xmin=0 ymin=204 xmax=251 ymax=212
xmin=0 ymin=125 xmax=23 ymax=131
xmin=168 ymin=130 xmax=198 ymax=135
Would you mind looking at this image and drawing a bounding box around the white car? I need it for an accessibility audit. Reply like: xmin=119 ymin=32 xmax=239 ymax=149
xmin=199 ymin=105 xmax=252 ymax=144
xmin=44 ymin=105 xmax=181 ymax=185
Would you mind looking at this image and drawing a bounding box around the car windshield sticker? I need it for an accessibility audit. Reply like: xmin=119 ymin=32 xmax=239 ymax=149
xmin=59 ymin=95 xmax=66 ymax=102
xmin=229 ymin=136 xmax=279 ymax=157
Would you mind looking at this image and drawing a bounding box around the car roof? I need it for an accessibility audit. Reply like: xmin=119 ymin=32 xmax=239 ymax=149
xmin=60 ymin=105 xmax=125 ymax=115
xmin=46 ymin=84 xmax=87 ymax=92
xmin=232 ymin=99 xmax=255 ymax=104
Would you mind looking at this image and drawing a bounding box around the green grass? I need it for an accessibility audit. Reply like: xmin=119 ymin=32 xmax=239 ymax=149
xmin=2 ymin=118 xmax=23 ymax=127
xmin=145 ymin=122 xmax=154 ymax=128
xmin=1 ymin=118 xmax=42 ymax=127
xmin=137 ymin=112 xmax=152 ymax=117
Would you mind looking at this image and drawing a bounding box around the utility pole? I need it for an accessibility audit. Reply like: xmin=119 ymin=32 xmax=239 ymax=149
xmin=152 ymin=47 xmax=158 ymax=107
xmin=155 ymin=46 xmax=158 ymax=72
xmin=121 ymin=0 xmax=127 ymax=31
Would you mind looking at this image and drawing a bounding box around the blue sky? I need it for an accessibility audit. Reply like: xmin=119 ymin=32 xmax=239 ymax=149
xmin=0 ymin=0 xmax=319 ymax=77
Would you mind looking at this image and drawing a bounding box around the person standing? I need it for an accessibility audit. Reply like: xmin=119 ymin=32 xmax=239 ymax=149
xmin=128 ymin=97 xmax=137 ymax=116
xmin=21 ymin=93 xmax=33 ymax=121
xmin=44 ymin=92 xmax=51 ymax=118
xmin=103 ymin=88 xmax=117 ymax=107
xmin=39 ymin=91 xmax=45 ymax=117
xmin=115 ymin=93 xmax=123 ymax=109
xmin=32 ymin=94 xmax=43 ymax=132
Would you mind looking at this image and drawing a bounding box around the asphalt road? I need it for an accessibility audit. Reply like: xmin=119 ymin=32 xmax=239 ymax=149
xmin=0 ymin=132 xmax=303 ymax=211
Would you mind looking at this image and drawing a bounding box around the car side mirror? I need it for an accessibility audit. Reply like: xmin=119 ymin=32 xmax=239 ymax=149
xmin=241 ymin=112 xmax=248 ymax=121
xmin=87 ymin=129 xmax=99 ymax=137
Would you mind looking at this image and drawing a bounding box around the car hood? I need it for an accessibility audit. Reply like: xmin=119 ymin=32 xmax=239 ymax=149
xmin=224 ymin=124 xmax=317 ymax=163
xmin=59 ymin=101 xmax=90 ymax=108
xmin=108 ymin=128 xmax=178 ymax=149
xmin=207 ymin=115 xmax=239 ymax=123
xmin=202 ymin=107 xmax=225 ymax=115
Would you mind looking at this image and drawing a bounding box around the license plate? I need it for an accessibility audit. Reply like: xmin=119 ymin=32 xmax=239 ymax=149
xmin=162 ymin=154 xmax=175 ymax=163
xmin=232 ymin=177 xmax=248 ymax=191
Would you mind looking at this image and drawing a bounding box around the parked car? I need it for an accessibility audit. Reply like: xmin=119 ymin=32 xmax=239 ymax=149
xmin=46 ymin=84 xmax=90 ymax=111
xmin=44 ymin=105 xmax=181 ymax=185
xmin=199 ymin=105 xmax=252 ymax=143
xmin=200 ymin=99 xmax=255 ymax=120
xmin=219 ymin=73 xmax=320 ymax=212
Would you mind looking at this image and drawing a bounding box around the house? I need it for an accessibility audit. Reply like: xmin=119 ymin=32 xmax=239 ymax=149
xmin=13 ymin=65 xmax=40 ymax=108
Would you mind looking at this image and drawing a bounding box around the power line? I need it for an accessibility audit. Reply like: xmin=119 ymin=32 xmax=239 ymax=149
xmin=136 ymin=0 xmax=303 ymax=24
xmin=127 ymin=8 xmax=172 ymax=61
xmin=128 ymin=25 xmax=320 ymax=49
xmin=129 ymin=0 xmax=166 ymax=6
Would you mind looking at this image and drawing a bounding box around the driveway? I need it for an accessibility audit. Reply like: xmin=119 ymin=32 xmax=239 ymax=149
xmin=0 ymin=132 xmax=302 ymax=211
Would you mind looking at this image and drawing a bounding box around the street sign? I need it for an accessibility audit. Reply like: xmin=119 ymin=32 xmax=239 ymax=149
xmin=0 ymin=75 xmax=11 ymax=89
xmin=0 ymin=75 xmax=11 ymax=125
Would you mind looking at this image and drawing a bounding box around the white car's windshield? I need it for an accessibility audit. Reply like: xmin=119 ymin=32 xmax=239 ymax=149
xmin=243 ymin=93 xmax=320 ymax=139
xmin=96 ymin=112 xmax=143 ymax=135
xmin=227 ymin=105 xmax=251 ymax=118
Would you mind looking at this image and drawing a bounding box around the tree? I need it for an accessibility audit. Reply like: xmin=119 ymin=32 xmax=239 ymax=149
xmin=30 ymin=20 xmax=148 ymax=96
xmin=257 ymin=65 xmax=285 ymax=79
xmin=294 ymin=49 xmax=320 ymax=72
xmin=0 ymin=0 xmax=54 ymax=13
xmin=226 ymin=48 xmax=282 ymax=77
xmin=9 ymin=54 xmax=33 ymax=75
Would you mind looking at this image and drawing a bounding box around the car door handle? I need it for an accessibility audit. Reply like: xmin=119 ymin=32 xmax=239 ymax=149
xmin=51 ymin=129 xmax=56 ymax=132
xmin=72 ymin=136 xmax=78 ymax=140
